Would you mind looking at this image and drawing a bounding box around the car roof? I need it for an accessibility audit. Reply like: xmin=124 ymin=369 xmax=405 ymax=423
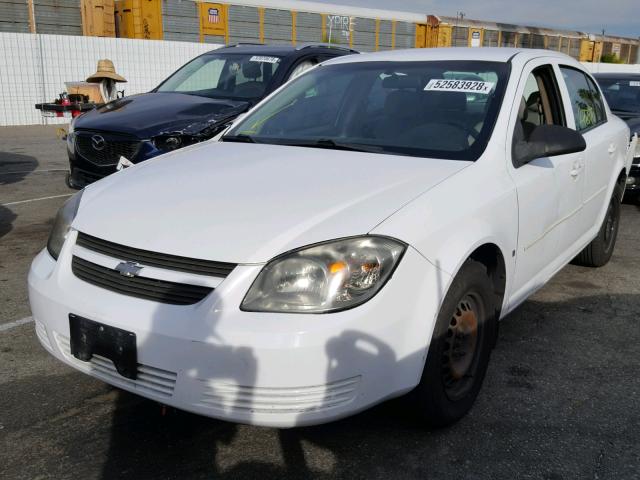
xmin=324 ymin=47 xmax=576 ymax=65
xmin=593 ymin=72 xmax=640 ymax=79
xmin=206 ymin=43 xmax=357 ymax=57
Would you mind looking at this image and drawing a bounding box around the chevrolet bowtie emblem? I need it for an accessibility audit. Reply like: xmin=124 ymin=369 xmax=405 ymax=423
xmin=115 ymin=261 xmax=143 ymax=278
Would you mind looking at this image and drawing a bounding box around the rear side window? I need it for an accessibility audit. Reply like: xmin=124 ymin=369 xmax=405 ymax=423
xmin=560 ymin=67 xmax=606 ymax=132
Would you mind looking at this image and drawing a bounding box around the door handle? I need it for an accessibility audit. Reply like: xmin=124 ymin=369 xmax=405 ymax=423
xmin=570 ymin=160 xmax=583 ymax=178
xmin=608 ymin=144 xmax=617 ymax=155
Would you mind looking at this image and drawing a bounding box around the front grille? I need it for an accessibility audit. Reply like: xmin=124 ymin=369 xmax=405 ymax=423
xmin=196 ymin=376 xmax=361 ymax=414
xmin=56 ymin=333 xmax=177 ymax=398
xmin=77 ymin=232 xmax=237 ymax=277
xmin=75 ymin=132 xmax=140 ymax=166
xmin=72 ymin=256 xmax=213 ymax=305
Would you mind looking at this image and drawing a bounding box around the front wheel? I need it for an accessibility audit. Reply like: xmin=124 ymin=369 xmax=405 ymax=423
xmin=573 ymin=189 xmax=621 ymax=267
xmin=411 ymin=259 xmax=497 ymax=427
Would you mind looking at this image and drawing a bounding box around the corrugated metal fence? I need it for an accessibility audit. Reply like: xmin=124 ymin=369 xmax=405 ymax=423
xmin=0 ymin=32 xmax=217 ymax=126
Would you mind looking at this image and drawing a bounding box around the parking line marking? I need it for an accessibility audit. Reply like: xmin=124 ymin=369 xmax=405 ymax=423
xmin=2 ymin=193 xmax=72 ymax=207
xmin=0 ymin=169 xmax=68 ymax=175
xmin=0 ymin=316 xmax=33 ymax=333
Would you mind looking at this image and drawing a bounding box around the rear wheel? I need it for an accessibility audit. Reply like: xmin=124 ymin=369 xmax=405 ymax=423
xmin=412 ymin=259 xmax=497 ymax=427
xmin=573 ymin=189 xmax=621 ymax=267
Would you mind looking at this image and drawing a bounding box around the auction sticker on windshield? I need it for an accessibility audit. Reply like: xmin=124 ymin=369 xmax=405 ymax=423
xmin=250 ymin=56 xmax=280 ymax=64
xmin=424 ymin=79 xmax=495 ymax=94
xmin=630 ymin=81 xmax=640 ymax=87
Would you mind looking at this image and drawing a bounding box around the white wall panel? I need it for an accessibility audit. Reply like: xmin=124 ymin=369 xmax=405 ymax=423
xmin=582 ymin=62 xmax=640 ymax=74
xmin=0 ymin=32 xmax=219 ymax=126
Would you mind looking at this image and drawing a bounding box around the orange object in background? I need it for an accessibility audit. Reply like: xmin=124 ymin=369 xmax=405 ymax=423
xmin=115 ymin=0 xmax=163 ymax=40
xmin=81 ymin=0 xmax=116 ymax=37
xmin=198 ymin=2 xmax=227 ymax=40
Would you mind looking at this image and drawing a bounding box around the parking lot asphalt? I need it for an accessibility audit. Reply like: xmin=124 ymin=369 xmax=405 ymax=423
xmin=1 ymin=126 xmax=640 ymax=480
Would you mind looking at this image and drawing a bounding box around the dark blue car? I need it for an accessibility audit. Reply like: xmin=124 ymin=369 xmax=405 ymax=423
xmin=66 ymin=43 xmax=357 ymax=188
xmin=594 ymin=72 xmax=640 ymax=198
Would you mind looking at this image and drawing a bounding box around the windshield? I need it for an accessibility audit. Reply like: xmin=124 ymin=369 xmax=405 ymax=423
xmin=225 ymin=60 xmax=509 ymax=160
xmin=597 ymin=77 xmax=640 ymax=114
xmin=156 ymin=53 xmax=283 ymax=101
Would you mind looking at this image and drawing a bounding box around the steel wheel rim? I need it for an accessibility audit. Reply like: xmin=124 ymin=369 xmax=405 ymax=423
xmin=604 ymin=199 xmax=617 ymax=252
xmin=442 ymin=293 xmax=483 ymax=401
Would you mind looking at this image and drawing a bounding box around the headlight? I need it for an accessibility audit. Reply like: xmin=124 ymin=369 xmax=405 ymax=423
xmin=153 ymin=135 xmax=190 ymax=151
xmin=47 ymin=190 xmax=83 ymax=260
xmin=241 ymin=236 xmax=406 ymax=313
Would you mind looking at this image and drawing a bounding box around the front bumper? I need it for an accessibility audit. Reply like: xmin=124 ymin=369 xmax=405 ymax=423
xmin=28 ymin=233 xmax=448 ymax=427
xmin=66 ymin=133 xmax=162 ymax=189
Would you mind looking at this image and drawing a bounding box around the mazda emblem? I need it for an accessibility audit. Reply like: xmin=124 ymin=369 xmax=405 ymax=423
xmin=115 ymin=261 xmax=143 ymax=278
xmin=91 ymin=134 xmax=106 ymax=151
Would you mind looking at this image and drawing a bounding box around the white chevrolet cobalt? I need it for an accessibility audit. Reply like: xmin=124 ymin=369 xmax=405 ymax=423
xmin=29 ymin=48 xmax=636 ymax=428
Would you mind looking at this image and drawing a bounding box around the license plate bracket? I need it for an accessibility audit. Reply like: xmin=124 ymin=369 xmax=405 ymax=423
xmin=69 ymin=314 xmax=137 ymax=380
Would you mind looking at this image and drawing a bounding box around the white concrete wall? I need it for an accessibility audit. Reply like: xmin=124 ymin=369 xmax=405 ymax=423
xmin=582 ymin=62 xmax=640 ymax=74
xmin=0 ymin=32 xmax=219 ymax=126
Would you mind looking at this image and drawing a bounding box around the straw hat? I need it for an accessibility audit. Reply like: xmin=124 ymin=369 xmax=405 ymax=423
xmin=86 ymin=59 xmax=127 ymax=83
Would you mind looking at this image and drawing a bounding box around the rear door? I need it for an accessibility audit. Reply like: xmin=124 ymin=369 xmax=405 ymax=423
xmin=508 ymin=60 xmax=585 ymax=298
xmin=557 ymin=66 xmax=613 ymax=232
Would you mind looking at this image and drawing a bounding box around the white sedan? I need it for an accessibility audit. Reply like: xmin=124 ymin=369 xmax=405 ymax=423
xmin=29 ymin=48 xmax=636 ymax=428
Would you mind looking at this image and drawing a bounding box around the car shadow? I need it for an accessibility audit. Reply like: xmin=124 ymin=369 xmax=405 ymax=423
xmin=0 ymin=151 xmax=39 ymax=187
xmin=95 ymin=289 xmax=640 ymax=479
xmin=0 ymin=151 xmax=38 ymax=240
xmin=0 ymin=205 xmax=17 ymax=240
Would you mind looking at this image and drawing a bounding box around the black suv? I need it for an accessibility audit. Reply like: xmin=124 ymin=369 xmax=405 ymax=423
xmin=66 ymin=43 xmax=357 ymax=188
xmin=594 ymin=73 xmax=640 ymax=198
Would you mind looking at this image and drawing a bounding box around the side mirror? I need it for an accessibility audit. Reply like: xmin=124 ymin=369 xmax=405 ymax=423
xmin=513 ymin=124 xmax=586 ymax=167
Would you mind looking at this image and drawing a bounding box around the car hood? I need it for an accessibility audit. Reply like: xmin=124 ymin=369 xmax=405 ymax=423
xmin=75 ymin=142 xmax=470 ymax=264
xmin=74 ymin=93 xmax=249 ymax=138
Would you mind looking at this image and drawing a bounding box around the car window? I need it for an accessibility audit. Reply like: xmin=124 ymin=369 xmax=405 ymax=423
xmin=597 ymin=77 xmax=640 ymax=114
xmin=156 ymin=53 xmax=282 ymax=101
xmin=514 ymin=65 xmax=564 ymax=145
xmin=227 ymin=60 xmax=510 ymax=161
xmin=561 ymin=67 xmax=607 ymax=132
xmin=170 ymin=59 xmax=225 ymax=92
xmin=585 ymin=76 xmax=606 ymax=124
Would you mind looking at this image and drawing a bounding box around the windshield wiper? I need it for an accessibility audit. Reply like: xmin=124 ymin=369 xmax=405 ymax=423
xmin=222 ymin=133 xmax=256 ymax=143
xmin=282 ymin=138 xmax=386 ymax=154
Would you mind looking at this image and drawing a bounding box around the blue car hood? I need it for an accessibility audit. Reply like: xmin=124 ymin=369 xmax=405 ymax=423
xmin=73 ymin=92 xmax=249 ymax=139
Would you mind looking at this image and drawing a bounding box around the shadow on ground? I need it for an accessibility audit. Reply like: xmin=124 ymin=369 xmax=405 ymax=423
xmin=96 ymin=291 xmax=640 ymax=480
xmin=0 ymin=152 xmax=38 ymax=187
xmin=0 ymin=152 xmax=38 ymax=240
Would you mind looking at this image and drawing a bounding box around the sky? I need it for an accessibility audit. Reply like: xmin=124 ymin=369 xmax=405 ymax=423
xmin=316 ymin=0 xmax=639 ymax=38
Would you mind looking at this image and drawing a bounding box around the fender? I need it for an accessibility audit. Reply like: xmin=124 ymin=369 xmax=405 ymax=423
xmin=372 ymin=161 xmax=518 ymax=317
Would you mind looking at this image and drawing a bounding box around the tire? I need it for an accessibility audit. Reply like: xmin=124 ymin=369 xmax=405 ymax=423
xmin=573 ymin=189 xmax=621 ymax=267
xmin=412 ymin=259 xmax=497 ymax=427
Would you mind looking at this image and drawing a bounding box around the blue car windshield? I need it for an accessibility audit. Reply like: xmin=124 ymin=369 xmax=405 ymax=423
xmin=226 ymin=60 xmax=510 ymax=161
xmin=156 ymin=53 xmax=283 ymax=101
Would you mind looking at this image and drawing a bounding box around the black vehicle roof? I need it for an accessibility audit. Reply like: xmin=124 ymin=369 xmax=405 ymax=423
xmin=204 ymin=43 xmax=358 ymax=57
xmin=593 ymin=72 xmax=640 ymax=80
